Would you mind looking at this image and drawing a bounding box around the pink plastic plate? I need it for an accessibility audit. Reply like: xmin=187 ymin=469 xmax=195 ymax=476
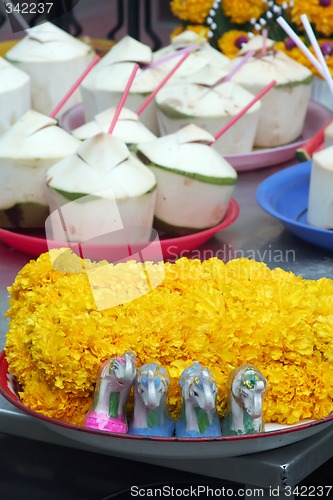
xmin=0 ymin=200 xmax=239 ymax=260
xmin=0 ymin=351 xmax=332 ymax=459
xmin=59 ymin=101 xmax=333 ymax=172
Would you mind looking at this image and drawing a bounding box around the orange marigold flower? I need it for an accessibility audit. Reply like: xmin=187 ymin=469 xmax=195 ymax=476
xmin=222 ymin=0 xmax=266 ymax=24
xmin=170 ymin=0 xmax=213 ymax=24
xmin=218 ymin=30 xmax=249 ymax=58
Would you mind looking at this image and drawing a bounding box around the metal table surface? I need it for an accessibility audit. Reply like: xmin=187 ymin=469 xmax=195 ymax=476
xmin=0 ymin=162 xmax=333 ymax=499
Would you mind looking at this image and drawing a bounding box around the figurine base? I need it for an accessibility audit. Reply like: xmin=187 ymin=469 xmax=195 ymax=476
xmin=128 ymin=420 xmax=175 ymax=437
xmin=84 ymin=411 xmax=128 ymax=433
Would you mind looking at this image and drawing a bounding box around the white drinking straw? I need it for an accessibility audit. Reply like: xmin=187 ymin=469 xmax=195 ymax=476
xmin=300 ymin=14 xmax=333 ymax=96
xmin=276 ymin=16 xmax=325 ymax=78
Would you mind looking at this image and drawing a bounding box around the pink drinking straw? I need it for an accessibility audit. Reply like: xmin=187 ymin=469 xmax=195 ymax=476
xmin=211 ymin=80 xmax=277 ymax=144
xmin=49 ymin=56 xmax=100 ymax=119
xmin=108 ymin=64 xmax=140 ymax=134
xmin=261 ymin=29 xmax=268 ymax=57
xmin=223 ymin=50 xmax=255 ymax=82
xmin=136 ymin=52 xmax=191 ymax=116
xmin=145 ymin=44 xmax=200 ymax=70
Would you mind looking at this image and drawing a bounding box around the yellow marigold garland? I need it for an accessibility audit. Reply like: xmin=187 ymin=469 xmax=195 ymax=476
xmin=5 ymin=250 xmax=333 ymax=427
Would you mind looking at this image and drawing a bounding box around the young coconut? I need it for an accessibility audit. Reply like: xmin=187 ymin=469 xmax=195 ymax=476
xmin=0 ymin=57 xmax=30 ymax=134
xmin=80 ymin=36 xmax=164 ymax=135
xmin=136 ymin=124 xmax=237 ymax=235
xmin=6 ymin=22 xmax=95 ymax=116
xmin=0 ymin=110 xmax=81 ymax=228
xmin=307 ymin=146 xmax=333 ymax=229
xmin=46 ymin=133 xmax=157 ymax=244
xmin=153 ymin=30 xmax=230 ymax=84
xmin=226 ymin=36 xmax=313 ymax=148
xmin=155 ymin=79 xmax=261 ymax=155
xmin=72 ymin=106 xmax=156 ymax=151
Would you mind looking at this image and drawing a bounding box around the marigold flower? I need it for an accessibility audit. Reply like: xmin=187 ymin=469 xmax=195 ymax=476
xmin=222 ymin=0 xmax=266 ymax=24
xmin=170 ymin=0 xmax=213 ymax=24
xmin=217 ymin=30 xmax=249 ymax=58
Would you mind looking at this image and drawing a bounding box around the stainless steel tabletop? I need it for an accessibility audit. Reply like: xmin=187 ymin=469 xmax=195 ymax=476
xmin=0 ymin=161 xmax=333 ymax=494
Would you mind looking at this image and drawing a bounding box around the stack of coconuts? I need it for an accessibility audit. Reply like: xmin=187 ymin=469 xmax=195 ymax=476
xmin=0 ymin=23 xmax=315 ymax=241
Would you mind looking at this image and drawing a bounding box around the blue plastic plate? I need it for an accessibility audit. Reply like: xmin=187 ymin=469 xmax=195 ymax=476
xmin=256 ymin=161 xmax=333 ymax=251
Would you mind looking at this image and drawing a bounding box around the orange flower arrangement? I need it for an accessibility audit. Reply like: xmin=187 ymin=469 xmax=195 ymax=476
xmin=4 ymin=250 xmax=333 ymax=427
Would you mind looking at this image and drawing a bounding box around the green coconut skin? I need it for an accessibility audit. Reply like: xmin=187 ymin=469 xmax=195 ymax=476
xmin=154 ymin=215 xmax=219 ymax=236
xmin=136 ymin=151 xmax=237 ymax=187
xmin=275 ymin=74 xmax=313 ymax=89
xmin=0 ymin=203 xmax=49 ymax=229
xmin=50 ymin=184 xmax=158 ymax=202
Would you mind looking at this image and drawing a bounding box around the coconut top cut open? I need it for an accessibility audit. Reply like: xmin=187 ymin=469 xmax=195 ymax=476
xmin=0 ymin=56 xmax=30 ymax=91
xmin=228 ymin=42 xmax=313 ymax=87
xmin=6 ymin=22 xmax=93 ymax=63
xmin=156 ymin=80 xmax=260 ymax=119
xmin=81 ymin=35 xmax=166 ymax=94
xmin=152 ymin=31 xmax=230 ymax=86
xmin=137 ymin=124 xmax=237 ymax=183
xmin=0 ymin=110 xmax=80 ymax=159
xmin=72 ymin=107 xmax=157 ymax=143
xmin=46 ymin=133 xmax=157 ymax=199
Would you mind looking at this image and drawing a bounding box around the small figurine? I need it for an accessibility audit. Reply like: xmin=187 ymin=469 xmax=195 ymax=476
xmin=128 ymin=362 xmax=175 ymax=437
xmin=221 ymin=364 xmax=268 ymax=436
xmin=84 ymin=350 xmax=136 ymax=433
xmin=175 ymin=361 xmax=221 ymax=438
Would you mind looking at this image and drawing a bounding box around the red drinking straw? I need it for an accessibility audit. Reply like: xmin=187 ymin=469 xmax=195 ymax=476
xmin=108 ymin=64 xmax=140 ymax=135
xmin=212 ymin=80 xmax=277 ymax=144
xmin=49 ymin=56 xmax=100 ymax=119
xmin=136 ymin=52 xmax=191 ymax=116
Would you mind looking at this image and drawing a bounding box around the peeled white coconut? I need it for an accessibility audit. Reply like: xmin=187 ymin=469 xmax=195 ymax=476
xmin=72 ymin=106 xmax=156 ymax=149
xmin=307 ymin=146 xmax=333 ymax=228
xmin=6 ymin=22 xmax=95 ymax=116
xmin=227 ymin=41 xmax=313 ymax=147
xmin=46 ymin=133 xmax=157 ymax=244
xmin=80 ymin=36 xmax=164 ymax=135
xmin=156 ymin=80 xmax=261 ymax=155
xmin=153 ymin=30 xmax=230 ymax=85
xmin=0 ymin=57 xmax=30 ymax=134
xmin=0 ymin=110 xmax=81 ymax=228
xmin=137 ymin=124 xmax=237 ymax=234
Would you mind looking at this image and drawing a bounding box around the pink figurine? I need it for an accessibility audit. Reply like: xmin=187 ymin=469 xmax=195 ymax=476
xmin=84 ymin=350 xmax=136 ymax=433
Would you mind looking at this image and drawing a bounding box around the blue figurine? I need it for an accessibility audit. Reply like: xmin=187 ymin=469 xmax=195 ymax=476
xmin=176 ymin=361 xmax=221 ymax=438
xmin=128 ymin=362 xmax=175 ymax=437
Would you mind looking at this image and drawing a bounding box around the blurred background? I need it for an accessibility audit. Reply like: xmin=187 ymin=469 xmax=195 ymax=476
xmin=0 ymin=0 xmax=176 ymax=47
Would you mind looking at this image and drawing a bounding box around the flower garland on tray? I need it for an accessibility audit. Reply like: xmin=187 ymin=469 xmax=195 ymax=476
xmin=170 ymin=0 xmax=333 ymax=77
xmin=4 ymin=250 xmax=333 ymax=427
